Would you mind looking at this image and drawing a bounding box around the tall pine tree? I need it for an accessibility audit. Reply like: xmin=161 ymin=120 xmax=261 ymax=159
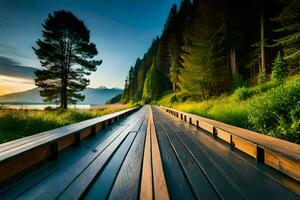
xmin=34 ymin=10 xmax=102 ymax=109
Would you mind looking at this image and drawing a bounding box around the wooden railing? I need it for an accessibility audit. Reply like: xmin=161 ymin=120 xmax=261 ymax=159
xmin=161 ymin=106 xmax=300 ymax=182
xmin=0 ymin=107 xmax=139 ymax=185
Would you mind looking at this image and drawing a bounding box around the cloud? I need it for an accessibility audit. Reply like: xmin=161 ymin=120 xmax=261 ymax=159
xmin=0 ymin=56 xmax=37 ymax=80
xmin=0 ymin=44 xmax=30 ymax=59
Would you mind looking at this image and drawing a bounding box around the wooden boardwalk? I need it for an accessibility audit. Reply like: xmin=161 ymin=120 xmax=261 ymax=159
xmin=0 ymin=105 xmax=299 ymax=200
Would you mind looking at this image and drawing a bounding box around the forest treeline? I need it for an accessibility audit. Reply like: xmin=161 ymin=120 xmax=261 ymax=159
xmin=122 ymin=0 xmax=300 ymax=103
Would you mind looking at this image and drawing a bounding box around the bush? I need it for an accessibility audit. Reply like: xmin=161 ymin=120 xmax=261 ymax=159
xmin=257 ymin=71 xmax=266 ymax=85
xmin=233 ymin=87 xmax=251 ymax=101
xmin=248 ymin=78 xmax=300 ymax=143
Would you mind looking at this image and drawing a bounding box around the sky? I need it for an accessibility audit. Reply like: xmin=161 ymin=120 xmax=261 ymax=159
xmin=0 ymin=0 xmax=180 ymax=95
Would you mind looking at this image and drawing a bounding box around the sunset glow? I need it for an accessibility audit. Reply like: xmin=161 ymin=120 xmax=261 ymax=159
xmin=0 ymin=75 xmax=35 ymax=95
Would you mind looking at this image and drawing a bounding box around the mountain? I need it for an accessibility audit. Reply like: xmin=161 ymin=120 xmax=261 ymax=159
xmin=0 ymin=87 xmax=123 ymax=105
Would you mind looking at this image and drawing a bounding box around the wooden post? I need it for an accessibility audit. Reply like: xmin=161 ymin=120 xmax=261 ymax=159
xmin=189 ymin=117 xmax=192 ymax=124
xmin=212 ymin=127 xmax=217 ymax=139
xmin=184 ymin=115 xmax=187 ymax=122
xmin=256 ymin=146 xmax=265 ymax=163
xmin=50 ymin=142 xmax=58 ymax=160
xmin=75 ymin=132 xmax=81 ymax=147
xmin=196 ymin=120 xmax=199 ymax=127
xmin=181 ymin=114 xmax=183 ymax=120
xmin=230 ymin=135 xmax=235 ymax=150
xmin=91 ymin=125 xmax=96 ymax=137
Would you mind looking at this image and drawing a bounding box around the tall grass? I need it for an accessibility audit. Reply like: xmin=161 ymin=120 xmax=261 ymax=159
xmin=158 ymin=74 xmax=300 ymax=143
xmin=0 ymin=104 xmax=132 ymax=144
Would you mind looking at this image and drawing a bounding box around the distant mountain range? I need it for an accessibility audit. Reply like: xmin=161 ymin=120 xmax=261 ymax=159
xmin=0 ymin=87 xmax=123 ymax=105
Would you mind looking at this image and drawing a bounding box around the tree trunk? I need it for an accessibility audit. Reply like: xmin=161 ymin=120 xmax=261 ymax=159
xmin=260 ymin=11 xmax=265 ymax=72
xmin=229 ymin=48 xmax=237 ymax=78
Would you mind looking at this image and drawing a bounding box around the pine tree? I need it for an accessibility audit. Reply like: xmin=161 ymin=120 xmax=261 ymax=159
xmin=33 ymin=10 xmax=102 ymax=109
xmin=169 ymin=0 xmax=192 ymax=92
xmin=271 ymin=52 xmax=285 ymax=83
xmin=274 ymin=0 xmax=300 ymax=70
xmin=179 ymin=0 xmax=230 ymax=97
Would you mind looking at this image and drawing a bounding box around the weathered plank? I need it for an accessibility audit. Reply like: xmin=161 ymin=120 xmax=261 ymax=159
xmin=140 ymin=107 xmax=153 ymax=200
xmin=149 ymin=107 xmax=169 ymax=200
xmin=108 ymin=113 xmax=148 ymax=200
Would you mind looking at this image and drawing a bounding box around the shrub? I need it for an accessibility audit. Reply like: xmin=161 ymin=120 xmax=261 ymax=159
xmin=257 ymin=71 xmax=266 ymax=85
xmin=248 ymin=78 xmax=300 ymax=143
xmin=233 ymin=87 xmax=251 ymax=101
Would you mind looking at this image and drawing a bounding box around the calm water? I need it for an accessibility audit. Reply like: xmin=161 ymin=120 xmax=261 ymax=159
xmin=0 ymin=104 xmax=91 ymax=110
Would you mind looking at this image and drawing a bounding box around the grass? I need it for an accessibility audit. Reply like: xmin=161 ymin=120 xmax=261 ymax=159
xmin=0 ymin=104 xmax=132 ymax=144
xmin=157 ymin=74 xmax=300 ymax=143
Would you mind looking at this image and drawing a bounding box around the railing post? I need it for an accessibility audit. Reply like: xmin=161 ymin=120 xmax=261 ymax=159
xmin=196 ymin=120 xmax=199 ymax=127
xmin=75 ymin=132 xmax=81 ymax=147
xmin=91 ymin=125 xmax=96 ymax=137
xmin=184 ymin=115 xmax=187 ymax=122
xmin=230 ymin=135 xmax=235 ymax=150
xmin=256 ymin=146 xmax=265 ymax=163
xmin=189 ymin=117 xmax=192 ymax=124
xmin=50 ymin=142 xmax=58 ymax=160
xmin=212 ymin=127 xmax=217 ymax=139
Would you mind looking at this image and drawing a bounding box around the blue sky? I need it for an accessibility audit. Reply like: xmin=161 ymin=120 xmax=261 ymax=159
xmin=0 ymin=0 xmax=180 ymax=94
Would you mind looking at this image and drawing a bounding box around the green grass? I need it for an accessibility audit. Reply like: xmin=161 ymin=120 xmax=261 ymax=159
xmin=0 ymin=104 xmax=132 ymax=144
xmin=157 ymin=74 xmax=300 ymax=143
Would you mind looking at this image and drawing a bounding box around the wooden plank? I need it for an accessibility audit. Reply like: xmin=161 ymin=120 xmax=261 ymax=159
xmin=265 ymin=150 xmax=300 ymax=182
xmin=159 ymin=121 xmax=219 ymax=200
xmin=85 ymin=131 xmax=137 ymax=200
xmin=175 ymin=130 xmax=246 ymax=200
xmin=140 ymin=108 xmax=153 ymax=200
xmin=152 ymin=108 xmax=195 ymax=200
xmin=56 ymin=108 xmax=146 ymax=200
xmin=108 ymin=115 xmax=148 ymax=200
xmin=150 ymin=107 xmax=169 ymax=200
xmin=215 ymin=128 xmax=231 ymax=143
xmin=80 ymin=127 xmax=92 ymax=140
xmin=0 ymin=145 xmax=51 ymax=184
xmin=57 ymin=135 xmax=75 ymax=151
xmin=0 ymin=161 xmax=58 ymax=200
xmin=36 ymin=113 xmax=145 ymax=200
xmin=10 ymin=119 xmax=133 ymax=199
xmin=232 ymin=136 xmax=256 ymax=158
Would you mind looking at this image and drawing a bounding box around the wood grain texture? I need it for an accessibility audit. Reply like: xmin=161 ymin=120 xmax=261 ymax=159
xmin=108 ymin=112 xmax=148 ymax=200
xmin=140 ymin=106 xmax=153 ymax=200
xmin=85 ymin=132 xmax=137 ymax=200
xmin=160 ymin=122 xmax=219 ymax=200
xmin=57 ymin=117 xmax=145 ymax=200
xmin=150 ymin=106 xmax=169 ymax=200
xmin=152 ymin=109 xmax=195 ymax=200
